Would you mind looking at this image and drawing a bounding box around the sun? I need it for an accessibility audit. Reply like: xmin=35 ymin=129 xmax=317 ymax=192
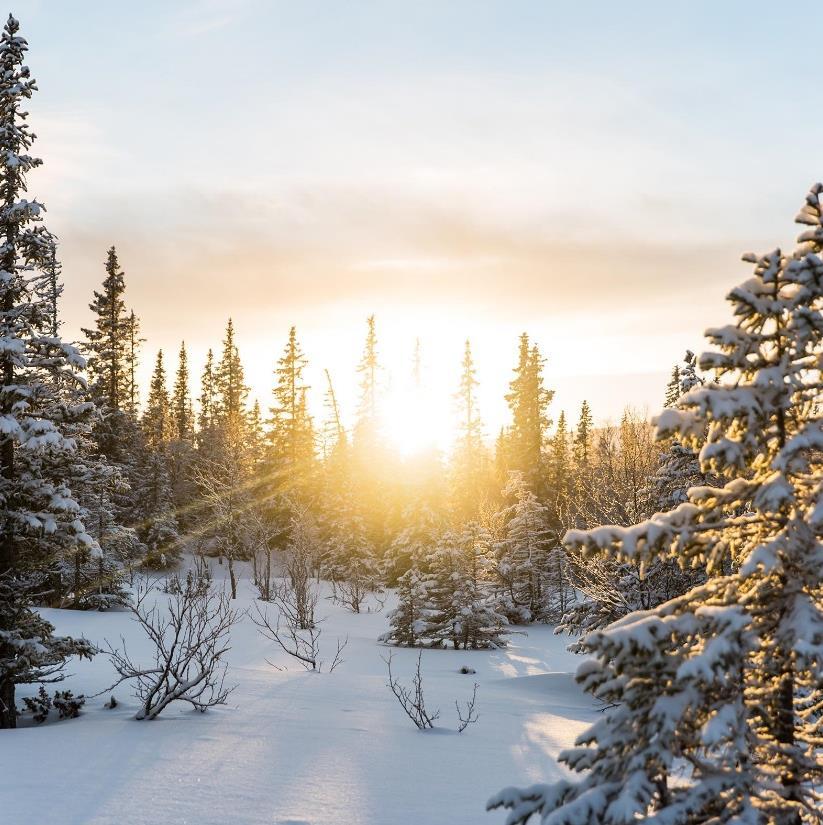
xmin=380 ymin=384 xmax=445 ymax=458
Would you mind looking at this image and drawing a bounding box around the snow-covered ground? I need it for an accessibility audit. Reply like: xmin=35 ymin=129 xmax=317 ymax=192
xmin=0 ymin=559 xmax=595 ymax=825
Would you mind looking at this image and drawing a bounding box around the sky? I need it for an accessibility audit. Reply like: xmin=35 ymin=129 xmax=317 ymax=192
xmin=12 ymin=0 xmax=823 ymax=448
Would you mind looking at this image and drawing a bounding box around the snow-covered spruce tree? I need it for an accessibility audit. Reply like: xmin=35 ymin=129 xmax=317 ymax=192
xmin=419 ymin=524 xmax=509 ymax=650
xmin=29 ymin=241 xmax=138 ymax=608
xmin=489 ymin=185 xmax=823 ymax=824
xmin=493 ymin=471 xmax=555 ymax=623
xmin=0 ymin=15 xmax=95 ymax=727
xmin=380 ymin=564 xmax=431 ymax=646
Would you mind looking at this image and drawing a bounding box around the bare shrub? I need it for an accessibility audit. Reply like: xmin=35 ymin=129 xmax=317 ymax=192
xmin=455 ymin=682 xmax=479 ymax=732
xmin=383 ymin=651 xmax=480 ymax=733
xmin=103 ymin=570 xmax=239 ymax=720
xmin=383 ymin=650 xmax=440 ymax=730
xmin=251 ymin=598 xmax=347 ymax=673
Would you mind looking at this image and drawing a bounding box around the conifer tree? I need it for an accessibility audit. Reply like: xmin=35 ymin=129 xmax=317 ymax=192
xmin=386 ymin=500 xmax=444 ymax=584
xmin=499 ymin=334 xmax=552 ymax=498
xmin=139 ymin=351 xmax=179 ymax=566
xmin=321 ymin=368 xmax=346 ymax=459
xmin=355 ymin=314 xmax=380 ymax=445
xmin=663 ymin=362 xmax=681 ymax=408
xmin=123 ymin=309 xmax=143 ymax=419
xmin=268 ymin=326 xmax=315 ymax=495
xmin=143 ymin=351 xmax=171 ymax=451
xmin=420 ymin=525 xmax=509 ymax=649
xmin=247 ymin=399 xmax=265 ymax=465
xmin=324 ymin=488 xmax=380 ymax=613
xmin=451 ymin=339 xmax=489 ymax=517
xmin=549 ymin=410 xmax=571 ymax=508
xmin=0 ymin=15 xmax=95 ymax=727
xmin=379 ymin=565 xmax=430 ymax=646
xmin=82 ymin=246 xmax=128 ymax=416
xmin=572 ymin=399 xmax=593 ymax=472
xmin=167 ymin=342 xmax=196 ymax=523
xmin=171 ymin=341 xmax=193 ymax=441
xmin=214 ymin=318 xmax=249 ymax=440
xmin=350 ymin=314 xmax=389 ymax=553
xmin=493 ymin=472 xmax=555 ymax=622
xmin=46 ymin=245 xmax=60 ymax=336
xmin=196 ymin=347 xmax=218 ymax=459
xmin=490 ymin=184 xmax=823 ymax=824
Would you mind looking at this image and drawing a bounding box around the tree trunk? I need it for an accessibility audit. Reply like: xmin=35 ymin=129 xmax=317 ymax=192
xmin=0 ymin=678 xmax=16 ymax=729
xmin=227 ymin=555 xmax=237 ymax=600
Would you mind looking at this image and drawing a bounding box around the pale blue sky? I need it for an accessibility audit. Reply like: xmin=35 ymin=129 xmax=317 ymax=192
xmin=12 ymin=1 xmax=823 ymax=440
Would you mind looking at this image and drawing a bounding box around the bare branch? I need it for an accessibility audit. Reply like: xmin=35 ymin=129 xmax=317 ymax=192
xmin=456 ymin=682 xmax=479 ymax=732
xmin=382 ymin=650 xmax=440 ymax=730
xmin=102 ymin=571 xmax=239 ymax=719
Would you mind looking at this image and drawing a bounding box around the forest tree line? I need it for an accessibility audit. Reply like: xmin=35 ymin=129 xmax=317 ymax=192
xmin=58 ymin=243 xmax=709 ymax=651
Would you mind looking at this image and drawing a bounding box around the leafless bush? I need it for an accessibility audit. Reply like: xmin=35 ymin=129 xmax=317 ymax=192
xmin=383 ymin=651 xmax=481 ymax=733
xmin=251 ymin=600 xmax=347 ymax=673
xmin=383 ymin=650 xmax=440 ymax=729
xmin=456 ymin=682 xmax=479 ymax=732
xmin=103 ymin=572 xmax=240 ymax=720
xmin=331 ymin=564 xmax=384 ymax=614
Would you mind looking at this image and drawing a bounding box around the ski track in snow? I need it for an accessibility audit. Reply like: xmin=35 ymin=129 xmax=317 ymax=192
xmin=0 ymin=558 xmax=596 ymax=825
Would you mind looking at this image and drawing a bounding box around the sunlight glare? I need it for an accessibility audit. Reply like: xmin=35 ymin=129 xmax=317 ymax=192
xmin=380 ymin=383 xmax=444 ymax=458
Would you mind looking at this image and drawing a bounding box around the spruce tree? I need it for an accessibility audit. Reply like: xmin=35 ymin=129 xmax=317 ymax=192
xmin=451 ymin=339 xmax=489 ymax=518
xmin=351 ymin=314 xmax=388 ymax=554
xmin=268 ymin=325 xmax=315 ymax=496
xmin=572 ymin=400 xmax=593 ymax=473
xmin=196 ymin=347 xmax=218 ymax=459
xmin=490 ymin=184 xmax=823 ymax=824
xmin=380 ymin=565 xmax=430 ymax=646
xmin=139 ymin=351 xmax=179 ymax=567
xmin=420 ymin=525 xmax=509 ymax=649
xmin=355 ymin=314 xmax=380 ymax=445
xmin=493 ymin=472 xmax=554 ymax=622
xmin=82 ymin=247 xmax=128 ymax=416
xmin=549 ymin=411 xmax=571 ymax=508
xmin=168 ymin=342 xmax=196 ymax=525
xmin=171 ymin=341 xmax=193 ymax=441
xmin=123 ymin=309 xmax=143 ymax=419
xmin=213 ymin=318 xmax=250 ymax=456
xmin=663 ymin=363 xmax=681 ymax=408
xmin=499 ymin=333 xmax=552 ymax=498
xmin=0 ymin=15 xmax=94 ymax=727
xmin=321 ymin=367 xmax=346 ymax=459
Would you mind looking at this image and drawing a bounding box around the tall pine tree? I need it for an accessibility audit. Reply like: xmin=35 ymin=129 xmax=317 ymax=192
xmin=0 ymin=15 xmax=94 ymax=727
